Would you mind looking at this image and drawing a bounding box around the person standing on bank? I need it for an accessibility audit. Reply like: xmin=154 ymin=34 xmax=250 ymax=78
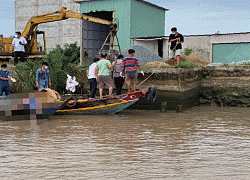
xmin=12 ymin=31 xmax=27 ymax=65
xmin=95 ymin=53 xmax=117 ymax=99
xmin=169 ymin=27 xmax=184 ymax=66
xmin=0 ymin=64 xmax=12 ymax=96
xmin=121 ymin=49 xmax=144 ymax=93
xmin=88 ymin=58 xmax=100 ymax=99
xmin=112 ymin=55 xmax=125 ymax=95
xmin=36 ymin=62 xmax=51 ymax=91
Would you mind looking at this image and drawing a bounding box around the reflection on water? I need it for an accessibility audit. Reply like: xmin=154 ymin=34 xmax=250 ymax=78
xmin=0 ymin=107 xmax=250 ymax=179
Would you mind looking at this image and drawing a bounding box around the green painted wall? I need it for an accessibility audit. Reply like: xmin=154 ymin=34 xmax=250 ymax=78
xmin=130 ymin=0 xmax=165 ymax=42
xmin=213 ymin=43 xmax=250 ymax=63
xmin=79 ymin=0 xmax=166 ymax=49
xmin=80 ymin=0 xmax=131 ymax=49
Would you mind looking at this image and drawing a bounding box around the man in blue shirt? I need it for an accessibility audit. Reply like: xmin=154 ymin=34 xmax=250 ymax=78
xmin=36 ymin=62 xmax=51 ymax=91
xmin=12 ymin=31 xmax=27 ymax=65
xmin=0 ymin=64 xmax=12 ymax=96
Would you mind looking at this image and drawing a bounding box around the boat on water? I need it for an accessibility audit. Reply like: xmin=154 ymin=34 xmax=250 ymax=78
xmin=0 ymin=89 xmax=70 ymax=121
xmin=56 ymin=87 xmax=157 ymax=115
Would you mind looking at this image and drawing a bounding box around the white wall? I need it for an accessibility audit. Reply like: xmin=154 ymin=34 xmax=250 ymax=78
xmin=133 ymin=32 xmax=250 ymax=63
xmin=15 ymin=0 xmax=81 ymax=52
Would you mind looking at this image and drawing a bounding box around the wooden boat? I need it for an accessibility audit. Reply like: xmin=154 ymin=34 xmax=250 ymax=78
xmin=56 ymin=87 xmax=157 ymax=115
xmin=0 ymin=89 xmax=70 ymax=121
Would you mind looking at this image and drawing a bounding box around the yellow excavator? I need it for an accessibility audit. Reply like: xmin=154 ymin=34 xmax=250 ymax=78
xmin=0 ymin=7 xmax=120 ymax=61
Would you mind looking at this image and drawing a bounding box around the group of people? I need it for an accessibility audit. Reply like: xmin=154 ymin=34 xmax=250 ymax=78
xmin=88 ymin=49 xmax=144 ymax=99
xmin=0 ymin=27 xmax=183 ymax=97
xmin=0 ymin=61 xmax=51 ymax=96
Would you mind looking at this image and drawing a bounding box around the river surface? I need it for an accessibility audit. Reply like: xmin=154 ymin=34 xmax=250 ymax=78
xmin=0 ymin=106 xmax=250 ymax=180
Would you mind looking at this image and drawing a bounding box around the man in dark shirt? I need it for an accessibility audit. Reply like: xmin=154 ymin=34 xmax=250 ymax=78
xmin=0 ymin=64 xmax=12 ymax=96
xmin=169 ymin=27 xmax=184 ymax=66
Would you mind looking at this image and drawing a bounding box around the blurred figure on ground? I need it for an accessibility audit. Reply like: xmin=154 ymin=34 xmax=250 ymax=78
xmin=12 ymin=31 xmax=27 ymax=65
xmin=88 ymin=58 xmax=100 ymax=99
xmin=0 ymin=64 xmax=12 ymax=96
xmin=112 ymin=55 xmax=125 ymax=95
xmin=36 ymin=62 xmax=51 ymax=91
xmin=169 ymin=27 xmax=184 ymax=66
xmin=121 ymin=49 xmax=144 ymax=93
xmin=95 ymin=53 xmax=117 ymax=99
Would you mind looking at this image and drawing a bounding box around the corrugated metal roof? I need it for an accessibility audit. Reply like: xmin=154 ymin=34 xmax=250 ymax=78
xmin=75 ymin=0 xmax=168 ymax=11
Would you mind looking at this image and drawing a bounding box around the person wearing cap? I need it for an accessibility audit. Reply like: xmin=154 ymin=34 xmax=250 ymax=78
xmin=0 ymin=64 xmax=12 ymax=96
xmin=88 ymin=58 xmax=100 ymax=99
xmin=95 ymin=53 xmax=117 ymax=99
xmin=12 ymin=31 xmax=27 ymax=65
xmin=121 ymin=49 xmax=144 ymax=93
xmin=36 ymin=62 xmax=51 ymax=91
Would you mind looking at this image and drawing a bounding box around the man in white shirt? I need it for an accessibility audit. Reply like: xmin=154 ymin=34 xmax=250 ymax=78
xmin=88 ymin=58 xmax=99 ymax=99
xmin=12 ymin=31 xmax=27 ymax=65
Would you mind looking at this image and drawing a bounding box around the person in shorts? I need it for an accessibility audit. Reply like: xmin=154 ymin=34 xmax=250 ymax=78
xmin=121 ymin=49 xmax=144 ymax=93
xmin=95 ymin=53 xmax=117 ymax=99
xmin=169 ymin=27 xmax=184 ymax=66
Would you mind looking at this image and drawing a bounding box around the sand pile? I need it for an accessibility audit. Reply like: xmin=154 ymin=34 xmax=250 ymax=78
xmin=166 ymin=53 xmax=208 ymax=66
xmin=121 ymin=45 xmax=165 ymax=65
xmin=187 ymin=53 xmax=208 ymax=66
xmin=145 ymin=61 xmax=170 ymax=67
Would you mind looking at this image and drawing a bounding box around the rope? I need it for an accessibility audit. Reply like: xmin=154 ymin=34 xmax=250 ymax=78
xmin=137 ymin=63 xmax=163 ymax=87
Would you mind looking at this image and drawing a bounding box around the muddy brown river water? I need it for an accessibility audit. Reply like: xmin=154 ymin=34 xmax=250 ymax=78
xmin=0 ymin=106 xmax=250 ymax=180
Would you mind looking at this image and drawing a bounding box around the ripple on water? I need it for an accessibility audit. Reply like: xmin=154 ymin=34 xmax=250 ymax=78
xmin=0 ymin=106 xmax=250 ymax=179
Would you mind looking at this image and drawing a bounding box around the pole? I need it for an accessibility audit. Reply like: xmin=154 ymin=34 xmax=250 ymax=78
xmin=80 ymin=19 xmax=83 ymax=65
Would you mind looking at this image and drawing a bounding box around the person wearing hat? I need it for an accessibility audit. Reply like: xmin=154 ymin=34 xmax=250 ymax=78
xmin=0 ymin=64 xmax=12 ymax=96
xmin=36 ymin=62 xmax=51 ymax=91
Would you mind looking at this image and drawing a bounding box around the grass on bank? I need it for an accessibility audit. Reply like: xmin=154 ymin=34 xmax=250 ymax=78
xmin=142 ymin=61 xmax=199 ymax=69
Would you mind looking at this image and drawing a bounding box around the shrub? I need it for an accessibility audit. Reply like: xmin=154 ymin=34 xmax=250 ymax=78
xmin=177 ymin=61 xmax=199 ymax=68
xmin=183 ymin=48 xmax=192 ymax=56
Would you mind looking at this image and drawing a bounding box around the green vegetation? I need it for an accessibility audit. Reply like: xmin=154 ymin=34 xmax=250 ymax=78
xmin=0 ymin=34 xmax=3 ymax=38
xmin=223 ymin=63 xmax=229 ymax=67
xmin=13 ymin=42 xmax=87 ymax=94
xmin=177 ymin=61 xmax=199 ymax=68
xmin=183 ymin=48 xmax=192 ymax=56
xmin=243 ymin=62 xmax=250 ymax=66
xmin=215 ymin=31 xmax=220 ymax=34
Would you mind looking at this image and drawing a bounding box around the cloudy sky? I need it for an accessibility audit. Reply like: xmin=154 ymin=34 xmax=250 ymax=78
xmin=0 ymin=0 xmax=249 ymax=37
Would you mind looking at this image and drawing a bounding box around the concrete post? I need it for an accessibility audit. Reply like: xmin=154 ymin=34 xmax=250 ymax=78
xmin=80 ymin=20 xmax=83 ymax=65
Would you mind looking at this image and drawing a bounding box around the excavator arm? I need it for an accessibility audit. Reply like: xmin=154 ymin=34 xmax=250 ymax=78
xmin=0 ymin=7 xmax=119 ymax=59
xmin=23 ymin=7 xmax=114 ymax=41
